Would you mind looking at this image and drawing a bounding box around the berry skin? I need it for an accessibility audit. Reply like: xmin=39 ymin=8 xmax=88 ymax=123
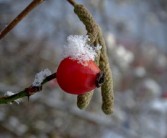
xmin=56 ymin=57 xmax=101 ymax=95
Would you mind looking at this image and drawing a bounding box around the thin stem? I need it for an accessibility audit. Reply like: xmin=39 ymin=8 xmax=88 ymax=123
xmin=67 ymin=0 xmax=76 ymax=6
xmin=0 ymin=0 xmax=45 ymax=39
xmin=0 ymin=73 xmax=56 ymax=104
xmin=42 ymin=73 xmax=56 ymax=85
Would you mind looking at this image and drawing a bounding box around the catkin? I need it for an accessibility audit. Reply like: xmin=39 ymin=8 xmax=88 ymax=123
xmin=98 ymin=28 xmax=114 ymax=114
xmin=71 ymin=2 xmax=114 ymax=114
xmin=74 ymin=4 xmax=98 ymax=45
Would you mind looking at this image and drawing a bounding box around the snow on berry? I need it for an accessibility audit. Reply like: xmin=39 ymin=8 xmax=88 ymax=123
xmin=32 ymin=69 xmax=51 ymax=86
xmin=56 ymin=35 xmax=103 ymax=94
xmin=63 ymin=35 xmax=101 ymax=66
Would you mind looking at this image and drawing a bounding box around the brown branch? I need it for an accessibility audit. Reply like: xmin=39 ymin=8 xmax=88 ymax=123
xmin=0 ymin=0 xmax=45 ymax=39
xmin=67 ymin=0 xmax=76 ymax=6
xmin=0 ymin=73 xmax=56 ymax=104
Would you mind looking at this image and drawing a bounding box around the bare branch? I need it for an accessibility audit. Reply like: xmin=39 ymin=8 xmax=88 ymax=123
xmin=0 ymin=0 xmax=45 ymax=39
xmin=0 ymin=73 xmax=56 ymax=104
xmin=67 ymin=0 xmax=76 ymax=6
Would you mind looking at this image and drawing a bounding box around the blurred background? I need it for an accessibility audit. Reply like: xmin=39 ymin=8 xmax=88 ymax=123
xmin=0 ymin=0 xmax=167 ymax=137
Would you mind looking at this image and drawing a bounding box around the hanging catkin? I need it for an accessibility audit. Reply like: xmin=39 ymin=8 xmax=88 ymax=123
xmin=77 ymin=38 xmax=100 ymax=109
xmin=77 ymin=91 xmax=94 ymax=109
xmin=70 ymin=1 xmax=114 ymax=114
xmin=74 ymin=4 xmax=98 ymax=45
xmin=73 ymin=3 xmax=99 ymax=109
xmin=98 ymin=27 xmax=114 ymax=114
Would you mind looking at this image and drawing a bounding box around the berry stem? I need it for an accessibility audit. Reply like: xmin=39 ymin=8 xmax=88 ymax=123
xmin=0 ymin=73 xmax=56 ymax=104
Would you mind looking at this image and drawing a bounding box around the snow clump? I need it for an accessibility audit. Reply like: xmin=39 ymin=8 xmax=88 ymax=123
xmin=5 ymin=91 xmax=21 ymax=104
xmin=63 ymin=35 xmax=101 ymax=65
xmin=32 ymin=69 xmax=51 ymax=86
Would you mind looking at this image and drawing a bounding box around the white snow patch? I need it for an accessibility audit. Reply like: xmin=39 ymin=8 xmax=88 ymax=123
xmin=5 ymin=91 xmax=15 ymax=96
xmin=32 ymin=69 xmax=51 ymax=86
xmin=5 ymin=91 xmax=21 ymax=104
xmin=63 ymin=35 xmax=101 ymax=65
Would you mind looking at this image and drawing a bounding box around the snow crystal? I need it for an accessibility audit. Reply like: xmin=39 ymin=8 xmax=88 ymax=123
xmin=63 ymin=35 xmax=101 ymax=65
xmin=5 ymin=91 xmax=21 ymax=104
xmin=5 ymin=91 xmax=15 ymax=96
xmin=32 ymin=69 xmax=51 ymax=86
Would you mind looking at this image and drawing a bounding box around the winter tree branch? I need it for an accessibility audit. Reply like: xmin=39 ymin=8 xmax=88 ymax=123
xmin=0 ymin=0 xmax=113 ymax=115
xmin=0 ymin=0 xmax=45 ymax=39
xmin=67 ymin=0 xmax=76 ymax=6
xmin=0 ymin=73 xmax=56 ymax=104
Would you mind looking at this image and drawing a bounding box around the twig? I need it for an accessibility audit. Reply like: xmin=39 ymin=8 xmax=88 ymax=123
xmin=0 ymin=0 xmax=45 ymax=39
xmin=67 ymin=0 xmax=76 ymax=6
xmin=0 ymin=73 xmax=56 ymax=104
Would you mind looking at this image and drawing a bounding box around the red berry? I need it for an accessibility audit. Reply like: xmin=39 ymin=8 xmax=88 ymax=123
xmin=56 ymin=57 xmax=101 ymax=94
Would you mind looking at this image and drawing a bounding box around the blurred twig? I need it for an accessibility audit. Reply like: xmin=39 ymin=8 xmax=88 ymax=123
xmin=67 ymin=0 xmax=76 ymax=6
xmin=0 ymin=0 xmax=45 ymax=39
xmin=0 ymin=73 xmax=56 ymax=104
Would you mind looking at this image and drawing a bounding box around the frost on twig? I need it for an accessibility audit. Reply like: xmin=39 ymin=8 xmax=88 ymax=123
xmin=32 ymin=69 xmax=52 ymax=86
xmin=5 ymin=91 xmax=22 ymax=104
xmin=0 ymin=70 xmax=55 ymax=104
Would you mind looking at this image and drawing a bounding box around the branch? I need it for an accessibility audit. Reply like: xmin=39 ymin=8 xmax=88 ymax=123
xmin=0 ymin=0 xmax=45 ymax=39
xmin=0 ymin=73 xmax=56 ymax=104
xmin=67 ymin=0 xmax=76 ymax=6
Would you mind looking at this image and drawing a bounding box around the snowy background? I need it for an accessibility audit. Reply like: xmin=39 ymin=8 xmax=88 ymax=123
xmin=0 ymin=0 xmax=167 ymax=138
